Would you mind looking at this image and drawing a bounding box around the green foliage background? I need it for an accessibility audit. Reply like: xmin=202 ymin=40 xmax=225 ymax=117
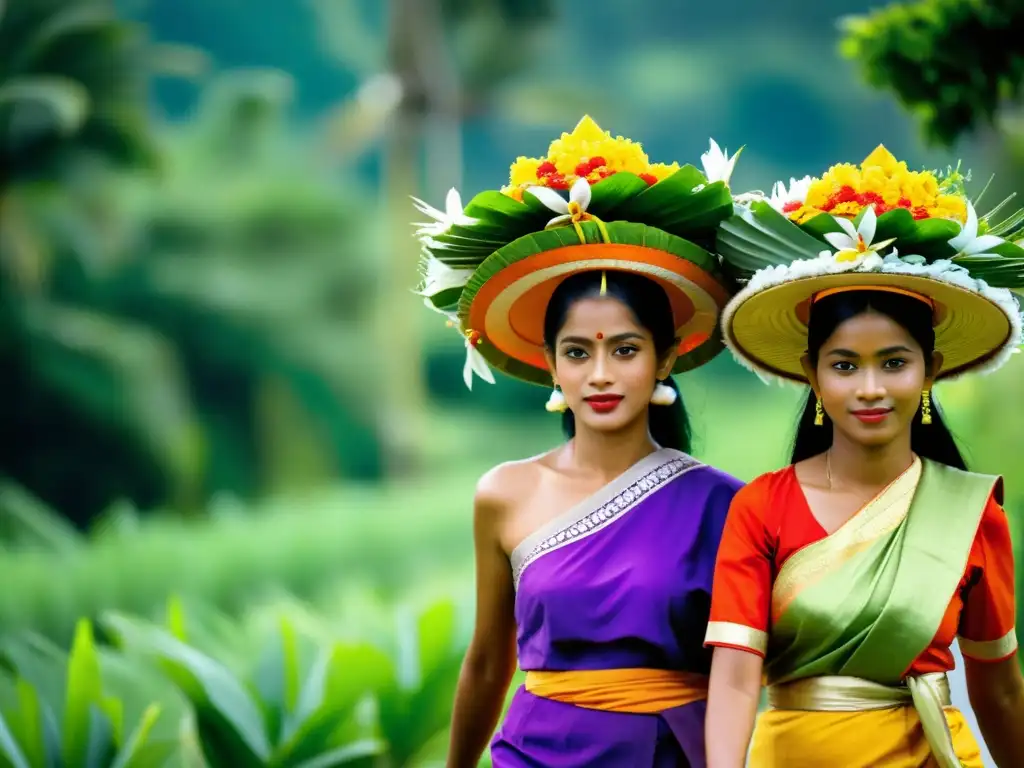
xmin=1 ymin=0 xmax=1022 ymax=764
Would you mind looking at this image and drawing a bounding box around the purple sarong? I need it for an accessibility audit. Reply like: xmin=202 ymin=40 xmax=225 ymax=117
xmin=490 ymin=448 xmax=742 ymax=767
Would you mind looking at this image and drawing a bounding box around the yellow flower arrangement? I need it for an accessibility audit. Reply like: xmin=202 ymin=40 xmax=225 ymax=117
xmin=780 ymin=145 xmax=968 ymax=226
xmin=500 ymin=116 xmax=680 ymax=200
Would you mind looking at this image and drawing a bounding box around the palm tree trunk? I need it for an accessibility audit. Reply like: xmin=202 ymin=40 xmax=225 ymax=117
xmin=378 ymin=0 xmax=463 ymax=475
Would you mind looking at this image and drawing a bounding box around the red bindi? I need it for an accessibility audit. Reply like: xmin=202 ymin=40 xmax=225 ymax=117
xmin=596 ymin=332 xmax=604 ymax=340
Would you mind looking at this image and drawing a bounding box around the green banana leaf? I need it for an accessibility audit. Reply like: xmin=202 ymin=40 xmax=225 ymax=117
xmin=102 ymin=605 xmax=386 ymax=768
xmin=0 ymin=620 xmax=170 ymax=768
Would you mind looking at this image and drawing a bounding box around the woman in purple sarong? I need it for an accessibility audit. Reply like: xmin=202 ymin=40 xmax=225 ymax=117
xmin=411 ymin=117 xmax=745 ymax=766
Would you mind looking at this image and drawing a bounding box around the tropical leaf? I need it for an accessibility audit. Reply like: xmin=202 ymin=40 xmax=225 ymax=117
xmin=425 ymin=168 xmax=733 ymax=271
xmin=887 ymin=217 xmax=960 ymax=256
xmin=615 ymin=171 xmax=733 ymax=239
xmin=588 ymin=172 xmax=652 ymax=217
xmin=63 ymin=620 xmax=104 ymax=768
xmin=103 ymin=612 xmax=271 ymax=767
xmin=5 ymin=680 xmax=46 ymax=767
xmin=716 ymin=201 xmax=824 ymax=278
xmin=375 ymin=602 xmax=465 ymax=766
xmin=109 ymin=704 xmax=164 ymax=768
xmin=0 ymin=76 xmax=89 ymax=144
xmin=290 ymin=740 xmax=383 ymax=768
xmin=0 ymin=713 xmax=31 ymax=768
xmin=0 ymin=479 xmax=82 ymax=552
xmin=796 ymin=212 xmax=844 ymax=241
xmin=0 ymin=0 xmax=157 ymax=185
xmin=952 ymin=250 xmax=1024 ymax=288
xmin=0 ymin=620 xmax=167 ymax=768
xmin=103 ymin=604 xmax=387 ymax=768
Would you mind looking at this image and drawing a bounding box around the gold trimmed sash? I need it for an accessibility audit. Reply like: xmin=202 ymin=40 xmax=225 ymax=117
xmin=771 ymin=458 xmax=920 ymax=619
xmin=767 ymin=673 xmax=960 ymax=768
xmin=524 ymin=668 xmax=708 ymax=713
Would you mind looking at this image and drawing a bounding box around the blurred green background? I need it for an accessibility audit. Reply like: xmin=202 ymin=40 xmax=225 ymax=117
xmin=1 ymin=0 xmax=1022 ymax=765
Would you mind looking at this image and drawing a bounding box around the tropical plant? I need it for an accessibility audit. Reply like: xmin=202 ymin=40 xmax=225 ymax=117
xmin=95 ymin=68 xmax=387 ymax=495
xmin=99 ymin=594 xmax=472 ymax=767
xmin=0 ymin=0 xmax=157 ymax=187
xmin=369 ymin=601 xmax=467 ymax=766
xmin=0 ymin=619 xmax=175 ymax=768
xmin=0 ymin=0 xmax=201 ymax=530
xmin=839 ymin=0 xmax=1024 ymax=146
xmin=103 ymin=599 xmax=385 ymax=768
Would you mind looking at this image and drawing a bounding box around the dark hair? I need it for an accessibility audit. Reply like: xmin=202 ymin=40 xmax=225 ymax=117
xmin=790 ymin=290 xmax=967 ymax=469
xmin=542 ymin=270 xmax=692 ymax=453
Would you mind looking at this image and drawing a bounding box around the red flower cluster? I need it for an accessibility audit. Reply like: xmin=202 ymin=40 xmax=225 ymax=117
xmin=788 ymin=185 xmax=929 ymax=220
xmin=534 ymin=156 xmax=660 ymax=190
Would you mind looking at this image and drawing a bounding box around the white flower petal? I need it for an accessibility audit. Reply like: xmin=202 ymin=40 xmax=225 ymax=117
xmin=569 ymin=177 xmax=592 ymax=209
xmin=701 ymin=139 xmax=725 ymax=182
xmin=834 ymin=216 xmax=858 ymax=239
xmin=444 ymin=188 xmax=463 ymax=217
xmin=964 ymin=234 xmax=1007 ymax=255
xmin=545 ymin=213 xmax=572 ymax=228
xmin=526 ymin=186 xmax=570 ymax=214
xmin=463 ymin=342 xmax=495 ymax=390
xmin=417 ymin=256 xmax=471 ymax=298
xmin=949 ymin=201 xmax=979 ymax=251
xmin=410 ymin=195 xmax=446 ymax=222
xmin=858 ymin=206 xmax=877 ymax=245
xmin=721 ymin=146 xmax=742 ymax=184
xmin=824 ymin=232 xmax=854 ymax=250
xmin=789 ymin=176 xmax=812 ymax=203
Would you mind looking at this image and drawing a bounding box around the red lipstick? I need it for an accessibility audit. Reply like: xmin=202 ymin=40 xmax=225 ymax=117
xmin=584 ymin=394 xmax=624 ymax=414
xmin=851 ymin=407 xmax=893 ymax=424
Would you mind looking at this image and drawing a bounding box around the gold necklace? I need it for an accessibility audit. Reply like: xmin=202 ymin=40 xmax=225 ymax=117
xmin=825 ymin=449 xmax=833 ymax=490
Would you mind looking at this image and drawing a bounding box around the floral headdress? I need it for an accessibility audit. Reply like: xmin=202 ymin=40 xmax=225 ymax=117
xmin=717 ymin=145 xmax=1024 ymax=383
xmin=413 ymin=116 xmax=742 ymax=388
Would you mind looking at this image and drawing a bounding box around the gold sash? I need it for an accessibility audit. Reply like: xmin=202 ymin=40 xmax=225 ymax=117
xmin=524 ymin=668 xmax=708 ymax=713
xmin=768 ymin=673 xmax=961 ymax=768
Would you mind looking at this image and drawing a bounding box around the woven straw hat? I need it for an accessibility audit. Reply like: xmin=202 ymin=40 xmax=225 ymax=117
xmin=717 ymin=146 xmax=1024 ymax=383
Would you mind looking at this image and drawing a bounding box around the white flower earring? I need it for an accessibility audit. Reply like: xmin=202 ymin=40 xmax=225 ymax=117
xmin=650 ymin=380 xmax=677 ymax=406
xmin=545 ymin=386 xmax=568 ymax=413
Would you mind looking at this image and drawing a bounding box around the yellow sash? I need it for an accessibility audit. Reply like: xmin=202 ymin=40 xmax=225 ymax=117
xmin=524 ymin=668 xmax=708 ymax=713
xmin=753 ymin=674 xmax=983 ymax=768
xmin=768 ymin=673 xmax=961 ymax=767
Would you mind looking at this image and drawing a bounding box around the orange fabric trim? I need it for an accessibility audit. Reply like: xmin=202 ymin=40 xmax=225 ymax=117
xmin=524 ymin=668 xmax=708 ymax=713
xmin=812 ymin=285 xmax=936 ymax=311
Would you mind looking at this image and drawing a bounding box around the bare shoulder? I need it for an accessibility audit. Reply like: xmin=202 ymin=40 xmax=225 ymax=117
xmin=473 ymin=448 xmax=557 ymax=528
xmin=474 ymin=450 xmax=557 ymax=518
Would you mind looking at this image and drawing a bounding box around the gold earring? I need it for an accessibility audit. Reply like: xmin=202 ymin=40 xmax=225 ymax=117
xmin=814 ymin=397 xmax=824 ymax=426
xmin=921 ymin=389 xmax=932 ymax=425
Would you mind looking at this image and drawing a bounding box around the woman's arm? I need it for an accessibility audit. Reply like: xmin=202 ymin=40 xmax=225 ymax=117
xmin=957 ymin=497 xmax=1022 ymax=767
xmin=965 ymin=653 xmax=1024 ymax=766
xmin=706 ymin=647 xmax=764 ymax=768
xmin=445 ymin=472 xmax=518 ymax=768
xmin=703 ymin=477 xmax=775 ymax=767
